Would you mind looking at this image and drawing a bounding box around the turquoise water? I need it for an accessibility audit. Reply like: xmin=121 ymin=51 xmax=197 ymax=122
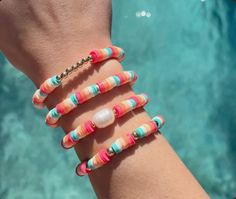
xmin=1 ymin=0 xmax=236 ymax=198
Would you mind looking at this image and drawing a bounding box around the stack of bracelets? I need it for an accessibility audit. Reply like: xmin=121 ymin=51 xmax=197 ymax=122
xmin=32 ymin=46 xmax=165 ymax=176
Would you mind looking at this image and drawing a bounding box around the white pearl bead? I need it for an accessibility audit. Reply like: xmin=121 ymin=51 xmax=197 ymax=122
xmin=92 ymin=108 xmax=115 ymax=128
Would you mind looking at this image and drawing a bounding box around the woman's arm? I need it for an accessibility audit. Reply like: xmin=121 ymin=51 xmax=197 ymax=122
xmin=0 ymin=1 xmax=209 ymax=198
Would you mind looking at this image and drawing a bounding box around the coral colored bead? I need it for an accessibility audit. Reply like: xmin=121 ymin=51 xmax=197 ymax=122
xmin=76 ymin=161 xmax=91 ymax=176
xmin=96 ymin=82 xmax=106 ymax=93
xmin=127 ymin=133 xmax=136 ymax=145
xmin=89 ymin=51 xmax=98 ymax=63
xmin=98 ymin=149 xmax=110 ymax=163
xmin=85 ymin=121 xmax=95 ymax=133
xmin=62 ymin=135 xmax=75 ymax=149
xmin=152 ymin=115 xmax=165 ymax=129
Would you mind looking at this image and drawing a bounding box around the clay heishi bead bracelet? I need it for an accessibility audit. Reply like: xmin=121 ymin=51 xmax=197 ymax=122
xmin=75 ymin=115 xmax=165 ymax=176
xmin=45 ymin=71 xmax=137 ymax=127
xmin=32 ymin=46 xmax=125 ymax=109
xmin=61 ymin=94 xmax=149 ymax=149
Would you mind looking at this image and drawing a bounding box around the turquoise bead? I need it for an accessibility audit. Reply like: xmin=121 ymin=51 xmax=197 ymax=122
xmin=113 ymin=76 xmax=121 ymax=86
xmin=111 ymin=143 xmax=122 ymax=154
xmin=135 ymin=127 xmax=145 ymax=138
xmin=51 ymin=75 xmax=60 ymax=86
xmin=129 ymin=71 xmax=135 ymax=80
xmin=152 ymin=116 xmax=164 ymax=129
xmin=70 ymin=94 xmax=78 ymax=105
xmin=105 ymin=47 xmax=112 ymax=57
xmin=51 ymin=108 xmax=60 ymax=118
xmin=87 ymin=159 xmax=95 ymax=170
xmin=90 ymin=84 xmax=99 ymax=95
xmin=70 ymin=130 xmax=79 ymax=141
xmin=129 ymin=98 xmax=137 ymax=108
xmin=39 ymin=90 xmax=47 ymax=97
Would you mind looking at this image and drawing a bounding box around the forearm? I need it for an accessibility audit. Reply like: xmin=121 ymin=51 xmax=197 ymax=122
xmin=0 ymin=1 xmax=209 ymax=198
xmin=7 ymin=51 xmax=209 ymax=199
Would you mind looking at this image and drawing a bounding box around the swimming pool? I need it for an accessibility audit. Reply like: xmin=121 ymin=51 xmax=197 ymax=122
xmin=0 ymin=0 xmax=235 ymax=198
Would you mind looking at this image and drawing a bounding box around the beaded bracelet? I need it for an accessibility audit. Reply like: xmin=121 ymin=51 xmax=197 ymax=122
xmin=76 ymin=115 xmax=165 ymax=176
xmin=32 ymin=46 xmax=125 ymax=109
xmin=45 ymin=71 xmax=137 ymax=127
xmin=61 ymin=94 xmax=149 ymax=149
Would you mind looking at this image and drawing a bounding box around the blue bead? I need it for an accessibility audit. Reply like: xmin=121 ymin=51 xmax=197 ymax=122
xmin=113 ymin=76 xmax=121 ymax=86
xmin=39 ymin=90 xmax=47 ymax=97
xmin=135 ymin=127 xmax=145 ymax=138
xmin=105 ymin=47 xmax=112 ymax=57
xmin=51 ymin=108 xmax=60 ymax=118
xmin=111 ymin=143 xmax=122 ymax=154
xmin=87 ymin=159 xmax=95 ymax=170
xmin=51 ymin=75 xmax=61 ymax=86
xmin=70 ymin=94 xmax=78 ymax=105
xmin=129 ymin=71 xmax=135 ymax=80
xmin=152 ymin=116 xmax=164 ymax=129
xmin=70 ymin=130 xmax=79 ymax=141
xmin=129 ymin=98 xmax=137 ymax=108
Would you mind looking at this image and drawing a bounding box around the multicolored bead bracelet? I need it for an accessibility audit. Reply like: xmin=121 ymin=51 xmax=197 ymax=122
xmin=32 ymin=46 xmax=125 ymax=109
xmin=61 ymin=94 xmax=149 ymax=149
xmin=76 ymin=115 xmax=165 ymax=176
xmin=45 ymin=71 xmax=137 ymax=127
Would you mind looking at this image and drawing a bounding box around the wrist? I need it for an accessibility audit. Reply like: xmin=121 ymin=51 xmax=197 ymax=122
xmin=15 ymin=36 xmax=113 ymax=86
xmin=44 ymin=58 xmax=150 ymax=160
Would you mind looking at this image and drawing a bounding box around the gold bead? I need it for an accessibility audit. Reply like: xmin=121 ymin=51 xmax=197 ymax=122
xmin=78 ymin=61 xmax=83 ymax=67
xmin=59 ymin=73 xmax=64 ymax=79
xmin=56 ymin=75 xmax=61 ymax=81
xmin=87 ymin=55 xmax=92 ymax=62
xmin=107 ymin=147 xmax=115 ymax=156
xmin=132 ymin=131 xmax=139 ymax=140
xmin=62 ymin=71 xmax=68 ymax=79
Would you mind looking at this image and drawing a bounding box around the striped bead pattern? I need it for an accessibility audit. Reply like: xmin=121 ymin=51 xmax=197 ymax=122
xmin=90 ymin=46 xmax=125 ymax=63
xmin=46 ymin=71 xmax=137 ymax=127
xmin=32 ymin=76 xmax=61 ymax=109
xmin=32 ymin=46 xmax=125 ymax=109
xmin=75 ymin=115 xmax=165 ymax=176
xmin=113 ymin=94 xmax=149 ymax=118
xmin=61 ymin=94 xmax=149 ymax=149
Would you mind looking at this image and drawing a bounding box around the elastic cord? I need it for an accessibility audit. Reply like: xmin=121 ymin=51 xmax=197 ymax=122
xmin=32 ymin=46 xmax=125 ymax=109
xmin=45 ymin=71 xmax=137 ymax=127
xmin=61 ymin=93 xmax=149 ymax=149
xmin=75 ymin=115 xmax=165 ymax=176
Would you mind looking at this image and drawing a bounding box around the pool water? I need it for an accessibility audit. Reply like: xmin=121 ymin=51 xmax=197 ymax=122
xmin=1 ymin=0 xmax=236 ymax=198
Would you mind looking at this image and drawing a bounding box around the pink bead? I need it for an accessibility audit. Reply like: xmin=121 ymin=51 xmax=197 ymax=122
xmin=130 ymin=96 xmax=140 ymax=106
xmin=75 ymin=92 xmax=84 ymax=104
xmin=113 ymin=106 xmax=122 ymax=118
xmin=99 ymin=149 xmax=110 ymax=163
xmin=76 ymin=161 xmax=91 ymax=176
xmin=150 ymin=121 xmax=158 ymax=132
xmin=97 ymin=82 xmax=106 ymax=93
xmin=61 ymin=135 xmax=75 ymax=149
xmin=110 ymin=46 xmax=117 ymax=57
xmin=98 ymin=149 xmax=111 ymax=163
xmin=56 ymin=103 xmax=65 ymax=114
xmin=127 ymin=133 xmax=136 ymax=145
xmin=115 ymin=73 xmax=125 ymax=84
xmin=133 ymin=72 xmax=138 ymax=82
xmin=85 ymin=120 xmax=95 ymax=134
xmin=89 ymin=51 xmax=99 ymax=63
xmin=40 ymin=86 xmax=47 ymax=95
